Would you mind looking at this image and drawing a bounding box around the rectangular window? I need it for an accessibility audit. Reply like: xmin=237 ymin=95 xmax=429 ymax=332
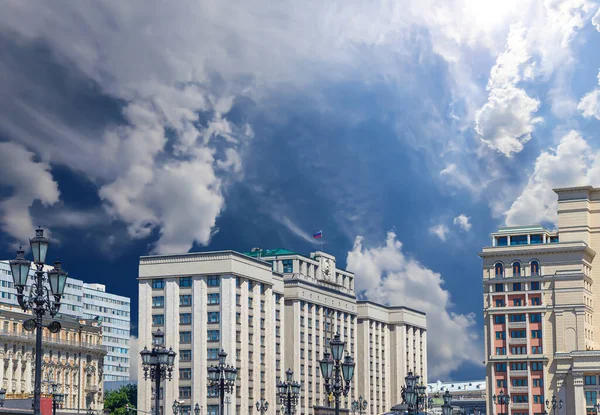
xmin=495 ymin=283 xmax=504 ymax=292
xmin=495 ymin=331 xmax=506 ymax=340
xmin=510 ymin=330 xmax=526 ymax=338
xmin=152 ymin=279 xmax=165 ymax=289
xmin=531 ymin=330 xmax=542 ymax=338
xmin=531 ymin=362 xmax=543 ymax=371
xmin=180 ymin=295 xmax=192 ymax=306
xmin=179 ymin=331 xmax=192 ymax=343
xmin=531 ymin=346 xmax=543 ymax=354
xmin=496 ymin=347 xmax=506 ymax=355
xmin=495 ymin=299 xmax=505 ymax=307
xmin=208 ymin=293 xmax=220 ymax=304
xmin=208 ymin=348 xmax=220 ymax=360
xmin=282 ymin=260 xmax=293 ymax=273
xmin=511 ymin=235 xmax=528 ymax=245
xmin=179 ymin=350 xmax=192 ymax=362
xmin=510 ymin=362 xmax=527 ymax=371
xmin=532 ymin=378 xmax=543 ymax=387
xmin=513 ymin=283 xmax=522 ymax=291
xmin=152 ymin=296 xmax=164 ymax=308
xmin=497 ymin=236 xmax=508 ymax=246
xmin=248 ymin=297 xmax=253 ymax=308
xmin=509 ymin=314 xmax=526 ymax=322
xmin=207 ymin=330 xmax=220 ymax=341
xmin=179 ymin=386 xmax=192 ymax=399
xmin=179 ymin=368 xmax=192 ymax=380
xmin=275 ymin=310 xmax=280 ymax=320
xmin=586 ymin=391 xmax=598 ymax=406
xmin=496 ymin=379 xmax=507 ymax=388
xmin=207 ymin=405 xmax=219 ymax=415
xmin=530 ymin=313 xmax=542 ymax=322
xmin=530 ymin=234 xmax=542 ymax=244
xmin=531 ymin=297 xmax=541 ymax=306
xmin=180 ymin=313 xmax=192 ymax=325
xmin=495 ymin=363 xmax=506 ymax=372
xmin=179 ymin=277 xmax=192 ymax=287
xmin=531 ymin=281 xmax=541 ymax=290
xmin=236 ymin=294 xmax=241 ymax=305
xmin=207 ymin=276 xmax=220 ymax=287
xmin=236 ymin=277 xmax=242 ymax=287
xmin=208 ymin=312 xmax=220 ymax=323
xmin=585 ymin=375 xmax=597 ymax=385
xmin=494 ymin=315 xmax=506 ymax=324
xmin=513 ymin=298 xmax=522 ymax=306
xmin=152 ymin=315 xmax=164 ymax=325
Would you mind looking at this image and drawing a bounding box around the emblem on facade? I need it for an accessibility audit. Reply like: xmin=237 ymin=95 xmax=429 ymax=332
xmin=322 ymin=259 xmax=331 ymax=281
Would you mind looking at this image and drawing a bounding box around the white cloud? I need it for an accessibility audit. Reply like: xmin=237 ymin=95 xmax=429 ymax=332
xmin=578 ymin=70 xmax=600 ymax=120
xmin=347 ymin=231 xmax=482 ymax=378
xmin=453 ymin=214 xmax=472 ymax=231
xmin=504 ymin=130 xmax=599 ymax=226
xmin=274 ymin=215 xmax=321 ymax=245
xmin=0 ymin=141 xmax=59 ymax=244
xmin=594 ymin=7 xmax=600 ymax=31
xmin=429 ymin=224 xmax=449 ymax=241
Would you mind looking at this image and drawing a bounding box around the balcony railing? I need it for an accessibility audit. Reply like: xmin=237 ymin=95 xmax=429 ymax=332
xmin=508 ymin=337 xmax=527 ymax=345
xmin=512 ymin=402 xmax=530 ymax=410
xmin=511 ymin=386 xmax=529 ymax=393
xmin=510 ymin=370 xmax=528 ymax=377
xmin=0 ymin=328 xmax=107 ymax=353
xmin=507 ymin=321 xmax=527 ymax=329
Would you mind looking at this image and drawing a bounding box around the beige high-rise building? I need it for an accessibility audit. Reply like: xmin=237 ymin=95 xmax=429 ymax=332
xmin=480 ymin=186 xmax=600 ymax=415
xmin=0 ymin=304 xmax=106 ymax=412
xmin=137 ymin=248 xmax=427 ymax=415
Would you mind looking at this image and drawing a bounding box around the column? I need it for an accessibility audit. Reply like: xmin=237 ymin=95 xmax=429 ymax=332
xmin=163 ymin=278 xmax=179 ymax=415
xmin=572 ymin=373 xmax=585 ymax=415
xmin=0 ymin=351 xmax=4 ymax=391
xmin=138 ymin=281 xmax=153 ymax=415
xmin=192 ymin=277 xmax=207 ymax=415
xmin=240 ymin=279 xmax=249 ymax=413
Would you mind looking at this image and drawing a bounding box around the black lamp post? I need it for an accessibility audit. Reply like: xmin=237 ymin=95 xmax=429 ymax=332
xmin=172 ymin=400 xmax=182 ymax=415
xmin=492 ymin=390 xmax=510 ymax=415
xmin=10 ymin=228 xmax=68 ymax=415
xmin=207 ymin=350 xmax=237 ymax=415
xmin=441 ymin=390 xmax=452 ymax=415
xmin=545 ymin=394 xmax=563 ymax=415
xmin=319 ymin=333 xmax=356 ymax=415
xmin=86 ymin=408 xmax=95 ymax=415
xmin=256 ymin=398 xmax=269 ymax=414
xmin=0 ymin=388 xmax=6 ymax=407
xmin=415 ymin=383 xmax=429 ymax=412
xmin=401 ymin=372 xmax=419 ymax=414
xmin=194 ymin=404 xmax=200 ymax=415
xmin=141 ymin=329 xmax=177 ymax=415
xmin=51 ymin=383 xmax=64 ymax=415
xmin=351 ymin=396 xmax=367 ymax=415
xmin=278 ymin=369 xmax=301 ymax=415
xmin=592 ymin=402 xmax=600 ymax=415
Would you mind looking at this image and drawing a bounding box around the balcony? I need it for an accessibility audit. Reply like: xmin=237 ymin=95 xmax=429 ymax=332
xmin=85 ymin=385 xmax=98 ymax=394
xmin=508 ymin=321 xmax=527 ymax=329
xmin=510 ymin=370 xmax=528 ymax=377
xmin=511 ymin=386 xmax=529 ymax=393
xmin=0 ymin=329 xmax=107 ymax=354
xmin=512 ymin=402 xmax=530 ymax=410
xmin=508 ymin=337 xmax=527 ymax=345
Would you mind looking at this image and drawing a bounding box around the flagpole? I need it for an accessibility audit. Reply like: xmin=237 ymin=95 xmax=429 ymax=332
xmin=321 ymin=230 xmax=323 ymax=251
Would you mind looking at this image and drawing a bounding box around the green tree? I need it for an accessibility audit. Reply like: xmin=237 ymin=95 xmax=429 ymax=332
xmin=104 ymin=384 xmax=137 ymax=415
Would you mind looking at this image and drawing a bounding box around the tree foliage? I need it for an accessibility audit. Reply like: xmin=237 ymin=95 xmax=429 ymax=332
xmin=104 ymin=384 xmax=137 ymax=415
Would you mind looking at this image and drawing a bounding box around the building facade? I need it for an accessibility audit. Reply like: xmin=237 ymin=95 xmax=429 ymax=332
xmin=426 ymin=380 xmax=486 ymax=414
xmin=480 ymin=186 xmax=600 ymax=415
xmin=0 ymin=261 xmax=131 ymax=383
xmin=137 ymin=248 xmax=427 ymax=415
xmin=0 ymin=304 xmax=106 ymax=412
xmin=356 ymin=301 xmax=427 ymax=415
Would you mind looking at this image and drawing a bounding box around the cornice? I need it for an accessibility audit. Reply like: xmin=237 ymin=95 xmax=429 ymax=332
xmin=478 ymin=242 xmax=596 ymax=258
xmin=139 ymin=250 xmax=271 ymax=268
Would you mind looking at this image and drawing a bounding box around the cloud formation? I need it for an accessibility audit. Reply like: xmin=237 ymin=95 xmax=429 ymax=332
xmin=429 ymin=224 xmax=449 ymax=241
xmin=453 ymin=214 xmax=472 ymax=231
xmin=578 ymin=71 xmax=600 ymax=120
xmin=347 ymin=232 xmax=482 ymax=378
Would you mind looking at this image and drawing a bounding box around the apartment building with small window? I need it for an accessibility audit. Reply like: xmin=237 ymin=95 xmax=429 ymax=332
xmin=480 ymin=186 xmax=600 ymax=415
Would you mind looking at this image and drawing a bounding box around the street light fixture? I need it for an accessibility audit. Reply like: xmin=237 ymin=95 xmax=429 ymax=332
xmin=141 ymin=329 xmax=177 ymax=415
xmin=545 ymin=394 xmax=563 ymax=415
xmin=10 ymin=229 xmax=68 ymax=415
xmin=207 ymin=350 xmax=237 ymax=415
xmin=278 ymin=368 xmax=301 ymax=415
xmin=492 ymin=389 xmax=511 ymax=415
xmin=319 ymin=333 xmax=356 ymax=415
xmin=441 ymin=390 xmax=452 ymax=415
xmin=402 ymin=372 xmax=425 ymax=414
xmin=194 ymin=404 xmax=201 ymax=415
xmin=351 ymin=396 xmax=368 ymax=415
xmin=172 ymin=400 xmax=182 ymax=415
xmin=51 ymin=383 xmax=64 ymax=415
xmin=256 ymin=398 xmax=269 ymax=414
xmin=0 ymin=388 xmax=6 ymax=407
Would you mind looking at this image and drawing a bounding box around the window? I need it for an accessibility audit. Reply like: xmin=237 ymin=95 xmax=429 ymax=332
xmin=497 ymin=379 xmax=507 ymax=388
xmin=248 ymin=297 xmax=253 ymax=308
xmin=180 ymin=295 xmax=192 ymax=306
xmin=208 ymin=312 xmax=220 ymax=323
xmin=531 ymin=281 xmax=540 ymax=290
xmin=494 ymin=315 xmax=506 ymax=324
xmin=207 ymin=276 xmax=220 ymax=286
xmin=509 ymin=314 xmax=526 ymax=322
xmin=179 ymin=277 xmax=192 ymax=287
xmin=208 ymin=348 xmax=220 ymax=360
xmin=531 ymin=297 xmax=541 ymax=306
xmin=531 ymin=346 xmax=543 ymax=354
xmin=236 ymin=294 xmax=241 ymax=305
xmin=152 ymin=279 xmax=165 ymax=289
xmin=180 ymin=313 xmax=192 ymax=325
xmin=497 ymin=236 xmax=508 ymax=246
xmin=180 ymin=350 xmax=192 ymax=362
xmin=510 ymin=330 xmax=526 ymax=338
xmin=179 ymin=332 xmax=192 ymax=343
xmin=275 ymin=310 xmax=280 ymax=320
xmin=511 ymin=235 xmax=528 ymax=245
xmin=510 ymin=362 xmax=527 ymax=371
xmin=282 ymin=260 xmax=293 ymax=273
xmin=585 ymin=375 xmax=597 ymax=385
xmin=513 ymin=262 xmax=521 ymax=277
xmin=531 ymin=330 xmax=542 ymax=338
xmin=179 ymin=368 xmax=192 ymax=380
xmin=532 ymin=378 xmax=543 ymax=387
xmin=533 ymin=395 xmax=544 ymax=404
xmin=495 ymin=363 xmax=507 ymax=372
xmin=152 ymin=296 xmax=164 ymax=308
xmin=236 ymin=277 xmax=242 ymax=287
xmin=513 ymin=298 xmax=522 ymax=306
xmin=208 ymin=293 xmax=220 ymax=304
xmin=513 ymin=283 xmax=522 ymax=291
xmin=511 ymin=346 xmax=527 ymax=355
xmin=495 ymin=263 xmax=504 ymax=278
xmin=512 ymin=395 xmax=528 ymax=403
xmin=531 ymin=260 xmax=540 ymax=276
xmin=586 ymin=391 xmax=598 ymax=406
xmin=207 ymin=406 xmax=219 ymax=415
xmin=530 ymin=313 xmax=542 ymax=322
xmin=495 ymin=283 xmax=504 ymax=292
xmin=495 ymin=331 xmax=506 ymax=340
xmin=495 ymin=299 xmax=505 ymax=307
xmin=530 ymin=235 xmax=542 ymax=244
xmin=531 ymin=362 xmax=543 ymax=371
xmin=207 ymin=330 xmax=220 ymax=341
xmin=152 ymin=315 xmax=164 ymax=325
xmin=496 ymin=347 xmax=506 ymax=355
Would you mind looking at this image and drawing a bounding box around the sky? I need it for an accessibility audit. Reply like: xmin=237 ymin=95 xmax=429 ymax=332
xmin=2 ymin=0 xmax=600 ymax=383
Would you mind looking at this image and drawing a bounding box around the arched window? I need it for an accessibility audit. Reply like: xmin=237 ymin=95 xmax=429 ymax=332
xmin=495 ymin=263 xmax=504 ymax=278
xmin=513 ymin=261 xmax=521 ymax=277
xmin=531 ymin=260 xmax=540 ymax=276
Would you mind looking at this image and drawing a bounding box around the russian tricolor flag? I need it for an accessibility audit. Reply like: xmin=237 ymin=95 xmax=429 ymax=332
xmin=313 ymin=230 xmax=323 ymax=239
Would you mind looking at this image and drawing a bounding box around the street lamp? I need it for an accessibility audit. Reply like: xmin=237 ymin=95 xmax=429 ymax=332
xmin=207 ymin=349 xmax=237 ymax=415
xmin=0 ymin=388 xmax=6 ymax=407
xmin=194 ymin=404 xmax=201 ymax=415
xmin=86 ymin=408 xmax=95 ymax=415
xmin=441 ymin=390 xmax=452 ymax=415
xmin=10 ymin=228 xmax=68 ymax=415
xmin=172 ymin=400 xmax=182 ymax=415
xmin=351 ymin=396 xmax=367 ymax=415
xmin=592 ymin=402 xmax=600 ymax=415
xmin=416 ymin=383 xmax=428 ymax=412
xmin=319 ymin=333 xmax=356 ymax=415
xmin=492 ymin=390 xmax=511 ymax=415
xmin=141 ymin=329 xmax=177 ymax=415
xmin=278 ymin=368 xmax=301 ymax=415
xmin=545 ymin=394 xmax=563 ymax=415
xmin=51 ymin=383 xmax=64 ymax=415
xmin=401 ymin=372 xmax=421 ymax=414
xmin=256 ymin=398 xmax=269 ymax=414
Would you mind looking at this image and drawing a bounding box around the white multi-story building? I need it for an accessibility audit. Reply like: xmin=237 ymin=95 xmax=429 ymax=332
xmin=0 ymin=260 xmax=131 ymax=383
xmin=137 ymin=248 xmax=428 ymax=415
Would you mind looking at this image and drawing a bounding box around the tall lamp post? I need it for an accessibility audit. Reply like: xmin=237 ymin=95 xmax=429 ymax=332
xmin=492 ymin=390 xmax=510 ymax=415
xmin=10 ymin=228 xmax=68 ymax=415
xmin=441 ymin=390 xmax=452 ymax=415
xmin=319 ymin=333 xmax=356 ymax=415
xmin=141 ymin=329 xmax=177 ymax=415
xmin=416 ymin=383 xmax=429 ymax=412
xmin=51 ymin=384 xmax=64 ymax=415
xmin=545 ymin=394 xmax=563 ymax=415
xmin=193 ymin=404 xmax=201 ymax=415
xmin=401 ymin=372 xmax=420 ymax=414
xmin=172 ymin=400 xmax=182 ymax=415
xmin=256 ymin=398 xmax=269 ymax=414
xmin=351 ymin=396 xmax=367 ymax=415
xmin=277 ymin=369 xmax=301 ymax=415
xmin=0 ymin=388 xmax=6 ymax=407
xmin=207 ymin=350 xmax=237 ymax=415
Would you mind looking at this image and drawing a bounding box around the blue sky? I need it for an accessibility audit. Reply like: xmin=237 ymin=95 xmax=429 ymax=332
xmin=2 ymin=0 xmax=600 ymax=381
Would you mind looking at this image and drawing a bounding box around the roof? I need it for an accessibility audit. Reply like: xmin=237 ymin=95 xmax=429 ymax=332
xmin=244 ymin=248 xmax=298 ymax=258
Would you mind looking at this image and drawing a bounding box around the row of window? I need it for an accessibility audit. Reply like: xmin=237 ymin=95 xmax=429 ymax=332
xmin=495 ymin=281 xmax=541 ymax=292
xmin=494 ymin=313 xmax=542 ymax=324
xmin=495 ymin=362 xmax=544 ymax=372
xmin=497 ymin=378 xmax=543 ymax=388
xmin=495 ymin=261 xmax=540 ymax=278
xmin=494 ymin=297 xmax=541 ymax=307
xmin=152 ymin=276 xmax=221 ymax=289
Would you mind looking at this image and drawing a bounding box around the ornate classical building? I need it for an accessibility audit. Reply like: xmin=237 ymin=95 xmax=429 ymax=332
xmin=0 ymin=304 xmax=107 ymax=412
